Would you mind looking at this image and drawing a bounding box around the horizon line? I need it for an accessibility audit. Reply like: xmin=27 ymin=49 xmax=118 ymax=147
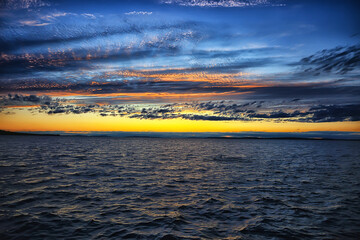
xmin=1 ymin=130 xmax=359 ymax=141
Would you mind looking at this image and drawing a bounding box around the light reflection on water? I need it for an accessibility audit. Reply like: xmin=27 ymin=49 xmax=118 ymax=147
xmin=0 ymin=136 xmax=360 ymax=239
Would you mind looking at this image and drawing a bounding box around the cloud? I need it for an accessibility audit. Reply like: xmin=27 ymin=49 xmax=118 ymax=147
xmin=160 ymin=0 xmax=285 ymax=8
xmin=18 ymin=20 xmax=51 ymax=26
xmin=190 ymin=47 xmax=282 ymax=59
xmin=2 ymin=93 xmax=359 ymax=123
xmin=81 ymin=13 xmax=96 ymax=19
xmin=247 ymin=110 xmax=306 ymax=119
xmin=296 ymin=44 xmax=360 ymax=75
xmin=0 ymin=29 xmax=200 ymax=75
xmin=39 ymin=102 xmax=137 ymax=116
xmin=16 ymin=12 xmax=94 ymax=29
xmin=264 ymin=85 xmax=359 ymax=99
xmin=0 ymin=25 xmax=141 ymax=53
xmin=0 ymin=93 xmax=55 ymax=111
xmin=127 ymin=102 xmax=360 ymax=122
xmin=0 ymin=19 xmax=204 ymax=75
xmin=40 ymin=12 xmax=72 ymax=21
xmin=0 ymin=0 xmax=49 ymax=10
xmin=1 ymin=75 xmax=359 ymax=107
xmin=1 ymin=93 xmax=49 ymax=103
xmin=45 ymin=104 xmax=97 ymax=115
xmin=304 ymin=104 xmax=360 ymax=122
xmin=0 ymin=18 xmax=201 ymax=53
xmin=125 ymin=11 xmax=152 ymax=15
xmin=181 ymin=114 xmax=242 ymax=120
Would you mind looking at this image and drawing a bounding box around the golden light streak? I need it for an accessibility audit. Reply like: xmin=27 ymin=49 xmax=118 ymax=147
xmin=5 ymin=105 xmax=41 ymax=108
xmin=1 ymin=109 xmax=359 ymax=133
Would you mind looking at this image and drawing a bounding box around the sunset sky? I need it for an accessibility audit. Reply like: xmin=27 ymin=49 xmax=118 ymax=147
xmin=0 ymin=0 xmax=359 ymax=138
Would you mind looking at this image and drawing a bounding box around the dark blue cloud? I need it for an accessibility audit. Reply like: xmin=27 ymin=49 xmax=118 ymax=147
xmin=296 ymin=44 xmax=360 ymax=75
xmin=305 ymin=104 xmax=360 ymax=122
xmin=0 ymin=93 xmax=53 ymax=107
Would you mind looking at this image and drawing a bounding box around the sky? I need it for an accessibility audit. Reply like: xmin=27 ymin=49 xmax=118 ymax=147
xmin=0 ymin=0 xmax=359 ymax=138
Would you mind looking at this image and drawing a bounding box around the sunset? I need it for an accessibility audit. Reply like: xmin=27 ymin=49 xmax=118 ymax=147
xmin=1 ymin=0 xmax=359 ymax=138
xmin=0 ymin=0 xmax=359 ymax=239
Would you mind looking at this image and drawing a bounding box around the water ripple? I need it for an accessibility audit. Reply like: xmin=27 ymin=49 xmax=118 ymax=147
xmin=0 ymin=136 xmax=360 ymax=239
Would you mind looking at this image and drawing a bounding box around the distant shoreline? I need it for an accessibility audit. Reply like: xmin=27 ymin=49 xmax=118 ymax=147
xmin=1 ymin=130 xmax=359 ymax=141
xmin=0 ymin=130 xmax=60 ymax=137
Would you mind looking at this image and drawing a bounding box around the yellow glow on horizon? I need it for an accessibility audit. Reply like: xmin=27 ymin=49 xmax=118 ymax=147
xmin=1 ymin=108 xmax=359 ymax=133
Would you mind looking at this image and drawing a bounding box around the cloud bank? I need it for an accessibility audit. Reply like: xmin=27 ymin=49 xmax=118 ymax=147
xmin=2 ymin=95 xmax=359 ymax=123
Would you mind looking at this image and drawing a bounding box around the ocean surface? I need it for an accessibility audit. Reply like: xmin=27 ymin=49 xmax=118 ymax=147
xmin=0 ymin=136 xmax=359 ymax=240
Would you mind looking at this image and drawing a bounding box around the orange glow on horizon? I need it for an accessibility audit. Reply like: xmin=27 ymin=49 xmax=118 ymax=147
xmin=5 ymin=105 xmax=41 ymax=108
xmin=6 ymin=90 xmax=250 ymax=101
xmin=1 ymin=109 xmax=359 ymax=133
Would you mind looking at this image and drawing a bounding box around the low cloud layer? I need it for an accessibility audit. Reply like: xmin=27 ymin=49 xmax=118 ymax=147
xmin=2 ymin=94 xmax=359 ymax=123
xmin=0 ymin=93 xmax=53 ymax=107
xmin=1 ymin=77 xmax=359 ymax=105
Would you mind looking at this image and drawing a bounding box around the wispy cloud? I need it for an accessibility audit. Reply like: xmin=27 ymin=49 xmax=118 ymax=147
xmin=0 ymin=18 xmax=201 ymax=53
xmin=295 ymin=44 xmax=360 ymax=76
xmin=125 ymin=11 xmax=153 ymax=15
xmin=18 ymin=20 xmax=51 ymax=26
xmin=0 ymin=27 xmax=202 ymax=75
xmin=81 ymin=13 xmax=96 ymax=19
xmin=0 ymin=0 xmax=49 ymax=10
xmin=40 ymin=12 xmax=73 ymax=21
xmin=160 ymin=0 xmax=285 ymax=8
xmin=18 ymin=12 xmax=94 ymax=27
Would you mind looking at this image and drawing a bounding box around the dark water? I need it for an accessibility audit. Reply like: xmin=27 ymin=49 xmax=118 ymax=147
xmin=0 ymin=136 xmax=360 ymax=239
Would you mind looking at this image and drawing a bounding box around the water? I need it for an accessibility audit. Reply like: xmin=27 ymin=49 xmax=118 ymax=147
xmin=0 ymin=136 xmax=359 ymax=239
